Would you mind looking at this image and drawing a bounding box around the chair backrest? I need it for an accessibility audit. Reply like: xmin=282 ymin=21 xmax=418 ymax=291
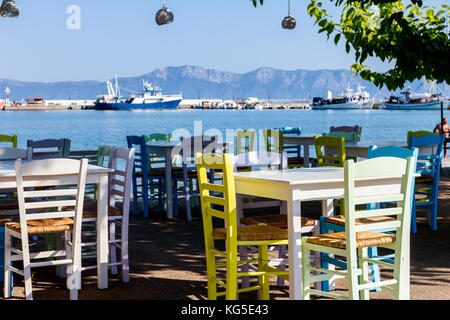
xmin=178 ymin=135 xmax=217 ymax=166
xmin=235 ymin=130 xmax=256 ymax=154
xmin=0 ymin=147 xmax=32 ymax=160
xmin=331 ymin=125 xmax=361 ymax=141
xmin=15 ymin=158 xmax=88 ymax=241
xmin=314 ymin=135 xmax=346 ymax=167
xmin=323 ymin=131 xmax=358 ymax=143
xmin=69 ymin=150 xmax=98 ymax=165
xmin=262 ymin=129 xmax=284 ymax=153
xmin=27 ymin=138 xmax=71 ymax=159
xmin=144 ymin=133 xmax=172 ymax=142
xmin=408 ymin=134 xmax=444 ymax=180
xmin=97 ymin=145 xmax=113 ymax=167
xmin=368 ymin=146 xmax=418 ymax=161
xmin=407 ymin=130 xmax=439 ymax=144
xmin=108 ymin=147 xmax=135 ymax=220
xmin=233 ymin=151 xmax=288 ymax=171
xmin=127 ymin=135 xmax=150 ymax=177
xmin=0 ymin=134 xmax=18 ymax=148
xmin=195 ymin=152 xmax=237 ymax=249
xmin=343 ymin=156 xmax=415 ymax=259
xmin=278 ymin=127 xmax=301 ymax=135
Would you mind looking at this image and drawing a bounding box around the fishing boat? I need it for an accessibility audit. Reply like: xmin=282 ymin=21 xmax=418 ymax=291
xmin=311 ymin=89 xmax=363 ymax=110
xmin=354 ymin=85 xmax=374 ymax=109
xmin=94 ymin=76 xmax=183 ymax=110
xmin=383 ymin=84 xmax=448 ymax=110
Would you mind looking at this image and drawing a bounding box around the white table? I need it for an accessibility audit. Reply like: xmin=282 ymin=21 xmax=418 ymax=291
xmin=283 ymin=134 xmax=408 ymax=166
xmin=0 ymin=161 xmax=113 ymax=289
xmin=234 ymin=167 xmax=410 ymax=300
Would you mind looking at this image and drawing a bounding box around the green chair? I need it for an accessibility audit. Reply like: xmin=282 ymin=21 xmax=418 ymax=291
xmin=0 ymin=135 xmax=17 ymax=148
xmin=323 ymin=131 xmax=358 ymax=143
xmin=301 ymin=156 xmax=416 ymax=300
xmin=407 ymin=130 xmax=438 ymax=144
xmin=330 ymin=125 xmax=362 ymax=142
xmin=314 ymin=135 xmax=347 ymax=216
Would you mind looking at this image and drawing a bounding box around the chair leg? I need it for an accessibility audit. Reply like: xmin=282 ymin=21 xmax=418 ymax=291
xmin=205 ymin=247 xmax=218 ymax=300
xmin=142 ymin=178 xmax=149 ymax=218
xmin=121 ymin=221 xmax=130 ymax=283
xmin=22 ymin=246 xmax=33 ymax=300
xmin=430 ymin=192 xmax=438 ymax=231
xmin=258 ymin=245 xmax=270 ymax=300
xmin=411 ymin=195 xmax=417 ymax=234
xmin=3 ymin=231 xmax=12 ymax=298
xmin=239 ymin=246 xmax=250 ymax=288
xmin=301 ymin=238 xmax=311 ymax=300
xmin=347 ymin=248 xmax=360 ymax=300
xmin=157 ymin=177 xmax=164 ymax=212
xmin=109 ymin=222 xmax=118 ymax=275
xmin=276 ymin=245 xmax=287 ymax=287
xmin=225 ymin=246 xmax=238 ymax=300
xmin=184 ymin=176 xmax=192 ymax=222
xmin=132 ymin=175 xmax=139 ymax=216
xmin=359 ymin=247 xmax=370 ymax=300
xmin=368 ymin=246 xmax=381 ymax=292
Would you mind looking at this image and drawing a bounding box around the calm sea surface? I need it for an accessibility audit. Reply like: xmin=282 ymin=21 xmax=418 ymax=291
xmin=1 ymin=109 xmax=446 ymax=151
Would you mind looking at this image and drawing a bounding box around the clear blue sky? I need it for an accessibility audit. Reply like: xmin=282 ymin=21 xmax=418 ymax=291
xmin=0 ymin=0 xmax=442 ymax=82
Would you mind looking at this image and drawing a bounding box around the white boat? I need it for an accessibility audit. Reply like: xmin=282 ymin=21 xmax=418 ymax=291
xmin=311 ymin=89 xmax=363 ymax=110
xmin=383 ymin=83 xmax=448 ymax=110
xmin=354 ymin=85 xmax=374 ymax=109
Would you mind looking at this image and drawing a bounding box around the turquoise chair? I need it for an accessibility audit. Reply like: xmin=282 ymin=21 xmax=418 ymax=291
xmin=319 ymin=145 xmax=419 ymax=292
xmin=408 ymin=134 xmax=444 ymax=233
xmin=277 ymin=127 xmax=302 ymax=158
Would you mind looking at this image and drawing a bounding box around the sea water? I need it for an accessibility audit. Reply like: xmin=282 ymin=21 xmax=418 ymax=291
xmin=1 ymin=109 xmax=446 ymax=151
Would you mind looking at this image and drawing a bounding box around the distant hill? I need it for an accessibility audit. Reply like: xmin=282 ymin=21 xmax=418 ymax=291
xmin=1 ymin=65 xmax=448 ymax=101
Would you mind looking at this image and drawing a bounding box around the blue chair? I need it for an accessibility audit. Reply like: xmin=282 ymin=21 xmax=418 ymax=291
xmin=319 ymin=145 xmax=419 ymax=292
xmin=277 ymin=126 xmax=302 ymax=157
xmin=408 ymin=134 xmax=445 ymax=233
xmin=126 ymin=135 xmax=172 ymax=218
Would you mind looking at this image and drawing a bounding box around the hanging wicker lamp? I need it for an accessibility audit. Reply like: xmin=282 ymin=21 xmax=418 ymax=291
xmin=282 ymin=0 xmax=296 ymax=30
xmin=0 ymin=0 xmax=20 ymax=18
xmin=155 ymin=1 xmax=174 ymax=26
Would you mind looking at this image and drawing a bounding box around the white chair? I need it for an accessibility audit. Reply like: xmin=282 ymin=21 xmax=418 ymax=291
xmin=3 ymin=158 xmax=88 ymax=300
xmin=232 ymin=151 xmax=318 ymax=288
xmin=78 ymin=147 xmax=135 ymax=282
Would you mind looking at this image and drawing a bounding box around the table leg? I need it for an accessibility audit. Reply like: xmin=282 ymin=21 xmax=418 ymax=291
xmin=97 ymin=174 xmax=109 ymax=289
xmin=165 ymin=148 xmax=173 ymax=219
xmin=287 ymin=195 xmax=303 ymax=300
xmin=303 ymin=144 xmax=310 ymax=168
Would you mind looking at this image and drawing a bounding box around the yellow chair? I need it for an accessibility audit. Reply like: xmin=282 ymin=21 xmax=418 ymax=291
xmin=262 ymin=129 xmax=306 ymax=168
xmin=314 ymin=135 xmax=346 ymax=167
xmin=0 ymin=134 xmax=17 ymax=148
xmin=236 ymin=130 xmax=256 ymax=155
xmin=195 ymin=152 xmax=289 ymax=300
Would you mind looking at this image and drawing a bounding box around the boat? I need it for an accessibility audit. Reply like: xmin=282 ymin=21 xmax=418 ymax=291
xmin=311 ymin=89 xmax=363 ymax=110
xmin=383 ymin=84 xmax=448 ymax=110
xmin=353 ymin=85 xmax=374 ymax=109
xmin=94 ymin=76 xmax=183 ymax=110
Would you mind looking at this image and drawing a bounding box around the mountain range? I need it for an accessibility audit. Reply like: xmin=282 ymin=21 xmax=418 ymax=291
xmin=1 ymin=65 xmax=448 ymax=101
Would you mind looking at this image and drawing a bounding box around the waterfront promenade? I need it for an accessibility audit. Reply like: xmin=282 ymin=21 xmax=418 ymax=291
xmin=4 ymin=176 xmax=449 ymax=300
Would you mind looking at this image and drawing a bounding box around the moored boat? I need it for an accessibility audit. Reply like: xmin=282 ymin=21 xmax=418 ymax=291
xmin=311 ymin=89 xmax=362 ymax=110
xmin=94 ymin=76 xmax=182 ymax=110
xmin=383 ymin=84 xmax=448 ymax=110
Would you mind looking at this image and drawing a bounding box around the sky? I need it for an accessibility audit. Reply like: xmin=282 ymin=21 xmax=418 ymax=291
xmin=0 ymin=0 xmax=445 ymax=82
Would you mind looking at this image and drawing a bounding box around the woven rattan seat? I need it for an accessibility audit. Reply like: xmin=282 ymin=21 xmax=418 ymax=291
xmin=0 ymin=217 xmax=11 ymax=226
xmin=173 ymin=170 xmax=198 ymax=179
xmin=306 ymin=231 xmax=396 ymax=249
xmin=415 ymin=174 xmax=434 ymax=184
xmin=324 ymin=215 xmax=396 ymax=226
xmin=287 ymin=157 xmax=305 ymax=165
xmin=240 ymin=214 xmax=315 ymax=229
xmin=0 ymin=199 xmax=19 ymax=210
xmin=136 ymin=167 xmax=182 ymax=178
xmin=6 ymin=218 xmax=74 ymax=234
xmin=213 ymin=224 xmax=288 ymax=241
xmin=82 ymin=205 xmax=122 ymax=219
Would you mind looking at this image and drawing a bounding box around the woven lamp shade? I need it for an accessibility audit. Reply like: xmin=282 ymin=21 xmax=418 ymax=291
xmin=0 ymin=0 xmax=19 ymax=18
xmin=155 ymin=6 xmax=174 ymax=26
xmin=282 ymin=15 xmax=296 ymax=30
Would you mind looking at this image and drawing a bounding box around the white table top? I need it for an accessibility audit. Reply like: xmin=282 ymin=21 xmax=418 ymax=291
xmin=234 ymin=167 xmax=416 ymax=185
